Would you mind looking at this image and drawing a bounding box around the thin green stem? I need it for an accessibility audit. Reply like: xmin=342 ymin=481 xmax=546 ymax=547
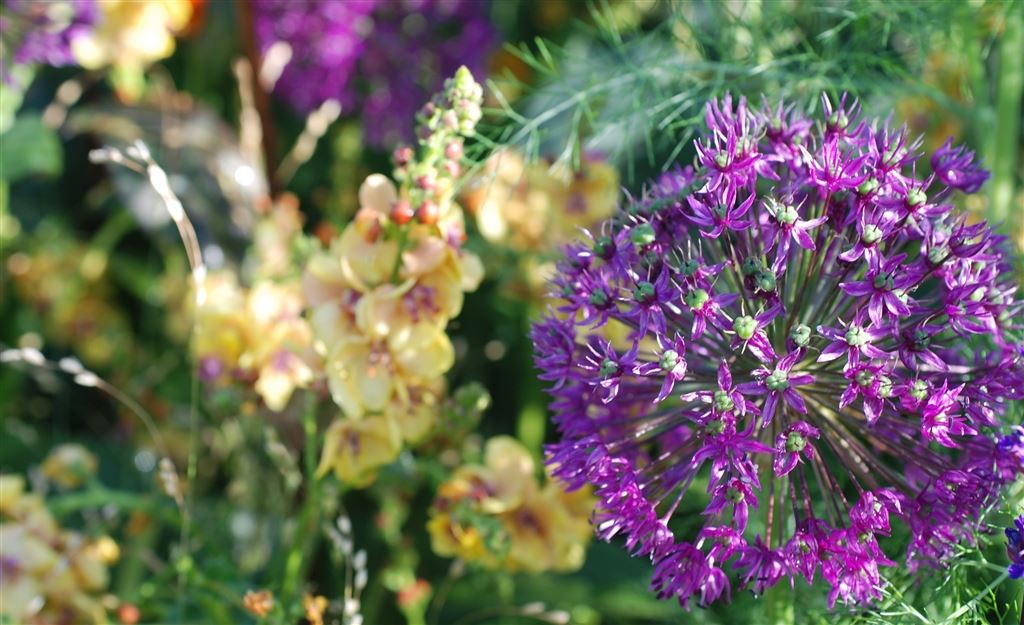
xmin=281 ymin=392 xmax=322 ymax=603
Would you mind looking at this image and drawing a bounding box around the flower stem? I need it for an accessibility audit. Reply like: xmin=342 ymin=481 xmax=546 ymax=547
xmin=281 ymin=392 xmax=322 ymax=603
xmin=989 ymin=0 xmax=1023 ymax=234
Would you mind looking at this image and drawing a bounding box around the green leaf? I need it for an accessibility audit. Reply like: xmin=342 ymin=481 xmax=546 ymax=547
xmin=0 ymin=114 xmax=63 ymax=181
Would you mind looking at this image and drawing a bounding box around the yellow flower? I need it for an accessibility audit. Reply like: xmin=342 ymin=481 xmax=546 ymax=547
xmin=427 ymin=437 xmax=596 ymax=572
xmin=193 ymin=271 xmax=248 ymax=382
xmin=0 ymin=479 xmax=114 ymax=625
xmin=40 ymin=444 xmax=98 ymax=489
xmin=317 ymin=415 xmax=401 ymax=487
xmin=243 ymin=282 xmax=316 ymax=411
xmin=72 ymin=0 xmax=192 ymax=71
xmin=0 ymin=474 xmax=26 ymax=514
xmin=426 ymin=512 xmax=495 ymax=566
xmin=465 ymin=149 xmax=619 ymax=252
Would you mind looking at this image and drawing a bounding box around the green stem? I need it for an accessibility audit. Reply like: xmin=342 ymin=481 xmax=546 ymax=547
xmin=989 ymin=0 xmax=1023 ymax=233
xmin=281 ymin=392 xmax=322 ymax=602
xmin=763 ymin=581 xmax=794 ymax=625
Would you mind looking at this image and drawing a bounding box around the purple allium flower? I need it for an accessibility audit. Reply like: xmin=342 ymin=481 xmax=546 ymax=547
xmin=1006 ymin=516 xmax=1024 ymax=579
xmin=535 ymin=93 xmax=1024 ymax=610
xmin=1 ymin=0 xmax=96 ymax=78
xmin=254 ymin=0 xmax=496 ymax=149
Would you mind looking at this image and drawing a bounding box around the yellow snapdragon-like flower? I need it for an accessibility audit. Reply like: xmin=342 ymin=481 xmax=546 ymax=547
xmin=316 ymin=415 xmax=401 ymax=487
xmin=193 ymin=272 xmax=317 ymax=411
xmin=427 ymin=436 xmax=595 ymax=572
xmin=72 ymin=0 xmax=192 ymax=72
xmin=0 ymin=474 xmax=115 ymax=625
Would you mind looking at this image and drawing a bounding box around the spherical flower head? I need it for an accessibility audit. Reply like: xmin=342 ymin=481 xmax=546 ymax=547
xmin=535 ymin=93 xmax=1024 ymax=610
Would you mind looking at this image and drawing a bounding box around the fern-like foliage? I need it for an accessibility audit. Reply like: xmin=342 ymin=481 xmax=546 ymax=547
xmin=487 ymin=0 xmax=1003 ymax=181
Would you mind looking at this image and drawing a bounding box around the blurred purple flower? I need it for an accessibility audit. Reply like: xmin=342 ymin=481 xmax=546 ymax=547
xmin=1 ymin=0 xmax=96 ymax=78
xmin=253 ymin=0 xmax=496 ymax=149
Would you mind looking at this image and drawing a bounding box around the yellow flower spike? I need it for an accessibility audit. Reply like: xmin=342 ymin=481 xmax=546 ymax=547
xmin=316 ymin=416 xmax=401 ymax=487
xmin=40 ymin=444 xmax=99 ymax=489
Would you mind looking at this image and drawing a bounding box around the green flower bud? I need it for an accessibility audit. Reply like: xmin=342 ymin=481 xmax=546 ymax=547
xmin=855 ymin=369 xmax=875 ymax=387
xmin=741 ymin=257 xmax=764 ymax=276
xmin=630 ymin=223 xmax=656 ymax=247
xmin=857 ymin=178 xmax=880 ymax=196
xmin=734 ymin=315 xmax=757 ymax=341
xmin=660 ymin=350 xmax=679 ymax=372
xmin=844 ymin=326 xmax=869 ymax=347
xmin=790 ymin=324 xmax=811 ymax=347
xmin=714 ymin=152 xmax=730 ymax=168
xmin=685 ymin=288 xmax=709 ymax=309
xmin=906 ymin=188 xmax=927 ymax=207
xmin=634 ymin=281 xmax=656 ymax=303
xmin=599 ymin=358 xmax=618 ymax=378
xmin=862 ymin=224 xmax=883 ymax=245
xmin=756 ymin=271 xmax=777 ymax=292
xmin=713 ymin=390 xmax=735 ymax=412
xmin=765 ymin=369 xmax=790 ymax=391
xmin=589 ymin=289 xmax=609 ymax=308
xmin=776 ymin=204 xmax=799 ymax=225
xmin=785 ymin=432 xmax=807 ymax=453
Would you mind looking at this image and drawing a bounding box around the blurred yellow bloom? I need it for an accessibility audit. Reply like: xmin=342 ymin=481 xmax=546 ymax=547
xmin=72 ymin=0 xmax=192 ymax=71
xmin=1 ymin=470 xmax=114 ymax=625
xmin=427 ymin=436 xmax=595 ymax=572
xmin=40 ymin=444 xmax=98 ymax=489
xmin=317 ymin=415 xmax=401 ymax=487
xmin=465 ymin=149 xmax=619 ymax=252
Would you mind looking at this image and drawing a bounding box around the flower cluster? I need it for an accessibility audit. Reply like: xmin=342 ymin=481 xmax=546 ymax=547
xmin=428 ymin=436 xmax=594 ymax=573
xmin=252 ymin=0 xmax=495 ymax=148
xmin=194 ymin=271 xmax=317 ymax=412
xmin=534 ymin=94 xmax=1024 ymax=608
xmin=0 ymin=473 xmax=117 ymax=624
xmin=465 ymin=149 xmax=620 ymax=254
xmin=309 ymin=69 xmax=484 ymax=487
xmin=194 ymin=206 xmax=318 ymax=412
xmin=6 ymin=229 xmax=132 ymax=367
xmin=0 ymin=0 xmax=96 ymax=77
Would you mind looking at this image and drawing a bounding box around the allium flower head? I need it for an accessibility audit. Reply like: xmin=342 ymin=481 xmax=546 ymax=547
xmin=535 ymin=93 xmax=1024 ymax=609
